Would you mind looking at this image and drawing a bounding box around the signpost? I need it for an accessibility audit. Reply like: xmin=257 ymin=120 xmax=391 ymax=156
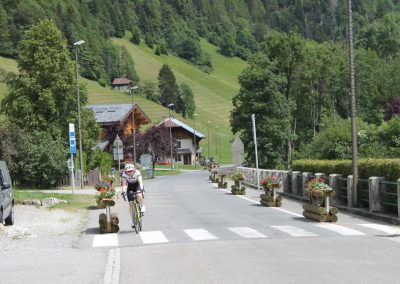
xmin=69 ymin=123 xmax=76 ymax=194
xmin=113 ymin=135 xmax=123 ymax=171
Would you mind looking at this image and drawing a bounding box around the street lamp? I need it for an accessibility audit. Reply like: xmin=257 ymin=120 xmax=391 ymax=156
xmin=168 ymin=103 xmax=175 ymax=172
xmin=130 ymin=85 xmax=139 ymax=164
xmin=74 ymin=39 xmax=85 ymax=188
xmin=215 ymin=126 xmax=218 ymax=159
xmin=207 ymin=121 xmax=210 ymax=160
xmin=193 ymin=113 xmax=197 ymax=168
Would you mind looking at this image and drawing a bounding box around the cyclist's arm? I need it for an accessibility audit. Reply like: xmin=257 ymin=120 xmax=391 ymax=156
xmin=138 ymin=174 xmax=144 ymax=191
xmin=121 ymin=177 xmax=128 ymax=193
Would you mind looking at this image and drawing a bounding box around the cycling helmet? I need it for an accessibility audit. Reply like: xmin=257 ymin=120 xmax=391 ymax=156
xmin=125 ymin=163 xmax=135 ymax=171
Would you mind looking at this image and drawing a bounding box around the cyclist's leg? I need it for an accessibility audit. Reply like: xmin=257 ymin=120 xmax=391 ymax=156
xmin=136 ymin=191 xmax=145 ymax=212
xmin=127 ymin=191 xmax=135 ymax=221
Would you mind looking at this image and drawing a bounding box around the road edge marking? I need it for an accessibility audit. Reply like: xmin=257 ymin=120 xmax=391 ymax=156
xmin=103 ymin=248 xmax=120 ymax=284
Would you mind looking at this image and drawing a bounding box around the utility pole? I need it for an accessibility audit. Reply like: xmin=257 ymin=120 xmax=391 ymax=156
xmin=348 ymin=0 xmax=358 ymax=207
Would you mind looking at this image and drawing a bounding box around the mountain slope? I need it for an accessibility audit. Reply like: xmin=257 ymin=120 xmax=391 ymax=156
xmin=0 ymin=37 xmax=247 ymax=163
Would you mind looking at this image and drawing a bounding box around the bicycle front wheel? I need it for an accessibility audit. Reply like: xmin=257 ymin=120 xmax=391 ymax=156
xmin=135 ymin=202 xmax=142 ymax=232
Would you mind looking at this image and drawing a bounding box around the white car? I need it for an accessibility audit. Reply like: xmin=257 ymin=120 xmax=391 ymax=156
xmin=0 ymin=161 xmax=14 ymax=225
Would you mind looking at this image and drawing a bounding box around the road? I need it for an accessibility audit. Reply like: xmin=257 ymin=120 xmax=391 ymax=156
xmin=3 ymin=170 xmax=400 ymax=283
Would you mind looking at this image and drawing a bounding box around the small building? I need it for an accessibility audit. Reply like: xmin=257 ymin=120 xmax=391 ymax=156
xmin=160 ymin=117 xmax=205 ymax=165
xmin=112 ymin=77 xmax=134 ymax=92
xmin=88 ymin=104 xmax=151 ymax=161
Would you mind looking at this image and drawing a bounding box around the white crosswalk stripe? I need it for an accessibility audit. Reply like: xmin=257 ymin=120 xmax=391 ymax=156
xmin=228 ymin=227 xmax=267 ymax=238
xmin=271 ymin=225 xmax=317 ymax=237
xmin=139 ymin=231 xmax=169 ymax=244
xmin=90 ymin=223 xmax=379 ymax=248
xmin=314 ymin=223 xmax=365 ymax=236
xmin=184 ymin=229 xmax=218 ymax=241
xmin=359 ymin=223 xmax=400 ymax=235
xmin=92 ymin=233 xmax=119 ymax=247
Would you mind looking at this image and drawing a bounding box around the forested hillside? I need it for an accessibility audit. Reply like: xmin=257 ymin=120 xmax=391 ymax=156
xmin=3 ymin=0 xmax=400 ymax=170
xmin=1 ymin=0 xmax=400 ymax=85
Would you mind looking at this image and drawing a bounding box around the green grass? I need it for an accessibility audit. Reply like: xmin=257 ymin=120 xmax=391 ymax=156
xmin=14 ymin=190 xmax=95 ymax=211
xmin=152 ymin=169 xmax=183 ymax=176
xmin=0 ymin=35 xmax=247 ymax=163
xmin=112 ymin=35 xmax=247 ymax=163
xmin=156 ymin=164 xmax=203 ymax=170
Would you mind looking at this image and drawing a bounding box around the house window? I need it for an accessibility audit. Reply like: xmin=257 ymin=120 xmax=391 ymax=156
xmin=176 ymin=140 xmax=182 ymax=149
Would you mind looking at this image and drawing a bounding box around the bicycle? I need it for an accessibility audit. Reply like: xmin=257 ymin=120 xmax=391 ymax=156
xmin=121 ymin=191 xmax=143 ymax=234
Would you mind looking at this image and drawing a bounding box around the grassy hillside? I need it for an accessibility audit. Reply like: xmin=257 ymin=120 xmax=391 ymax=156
xmin=0 ymin=37 xmax=246 ymax=163
xmin=112 ymin=35 xmax=247 ymax=163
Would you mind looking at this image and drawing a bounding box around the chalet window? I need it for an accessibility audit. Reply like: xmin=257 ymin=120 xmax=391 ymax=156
xmin=176 ymin=140 xmax=182 ymax=149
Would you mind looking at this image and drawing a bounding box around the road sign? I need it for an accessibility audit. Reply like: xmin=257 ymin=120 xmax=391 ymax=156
xmin=69 ymin=123 xmax=76 ymax=154
xmin=113 ymin=135 xmax=124 ymax=161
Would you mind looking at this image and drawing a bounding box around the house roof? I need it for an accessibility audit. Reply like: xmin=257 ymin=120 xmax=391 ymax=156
xmin=112 ymin=77 xmax=133 ymax=86
xmin=160 ymin=117 xmax=205 ymax=139
xmin=87 ymin=104 xmax=151 ymax=125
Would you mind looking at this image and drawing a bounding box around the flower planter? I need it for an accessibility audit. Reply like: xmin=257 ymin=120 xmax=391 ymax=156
xmin=231 ymin=180 xmax=246 ymax=195
xmin=218 ymin=175 xmax=228 ymax=188
xmin=98 ymin=198 xmax=118 ymax=233
xmin=303 ymin=189 xmax=338 ymax=222
xmin=260 ymin=184 xmax=282 ymax=207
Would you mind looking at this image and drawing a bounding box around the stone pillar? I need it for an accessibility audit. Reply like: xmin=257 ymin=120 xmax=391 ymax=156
xmin=302 ymin=172 xmax=312 ymax=198
xmin=281 ymin=171 xmax=290 ymax=194
xmin=329 ymin=174 xmax=342 ymax=204
xmin=347 ymin=175 xmax=353 ymax=208
xmin=315 ymin=173 xmax=326 ymax=182
xmin=291 ymin=171 xmax=301 ymax=195
xmin=368 ymin=177 xmax=384 ymax=213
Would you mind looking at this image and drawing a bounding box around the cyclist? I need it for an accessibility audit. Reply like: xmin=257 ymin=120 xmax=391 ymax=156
xmin=121 ymin=163 xmax=145 ymax=226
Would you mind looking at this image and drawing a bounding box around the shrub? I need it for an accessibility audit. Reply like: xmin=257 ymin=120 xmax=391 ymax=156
xmin=15 ymin=132 xmax=68 ymax=188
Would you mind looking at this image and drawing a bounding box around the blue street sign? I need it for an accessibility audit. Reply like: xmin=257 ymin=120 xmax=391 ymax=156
xmin=69 ymin=123 xmax=76 ymax=154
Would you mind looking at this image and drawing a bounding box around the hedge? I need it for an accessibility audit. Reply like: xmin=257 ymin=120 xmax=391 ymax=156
xmin=292 ymin=159 xmax=400 ymax=181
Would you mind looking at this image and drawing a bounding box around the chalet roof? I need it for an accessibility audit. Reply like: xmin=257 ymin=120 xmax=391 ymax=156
xmin=112 ymin=77 xmax=133 ymax=86
xmin=87 ymin=104 xmax=151 ymax=125
xmin=160 ymin=117 xmax=205 ymax=139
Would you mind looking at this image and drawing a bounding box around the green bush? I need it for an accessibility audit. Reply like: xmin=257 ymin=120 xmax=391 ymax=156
xmin=293 ymin=159 xmax=400 ymax=181
xmin=15 ymin=132 xmax=68 ymax=188
xmin=88 ymin=149 xmax=113 ymax=177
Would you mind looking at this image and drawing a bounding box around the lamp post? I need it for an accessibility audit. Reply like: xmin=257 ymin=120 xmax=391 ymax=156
xmin=130 ymin=85 xmax=139 ymax=165
xmin=207 ymin=121 xmax=210 ymax=160
xmin=74 ymin=39 xmax=85 ymax=188
xmin=215 ymin=126 xmax=218 ymax=160
xmin=348 ymin=0 xmax=358 ymax=207
xmin=193 ymin=113 xmax=197 ymax=168
xmin=168 ymin=103 xmax=175 ymax=172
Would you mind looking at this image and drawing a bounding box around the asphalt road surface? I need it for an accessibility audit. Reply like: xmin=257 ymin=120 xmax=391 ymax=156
xmin=3 ymin=170 xmax=400 ymax=283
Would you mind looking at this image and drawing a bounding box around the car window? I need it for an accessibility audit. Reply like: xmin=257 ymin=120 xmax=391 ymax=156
xmin=0 ymin=170 xmax=4 ymax=186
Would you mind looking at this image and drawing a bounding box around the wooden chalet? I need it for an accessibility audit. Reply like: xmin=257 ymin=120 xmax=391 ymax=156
xmin=160 ymin=117 xmax=205 ymax=165
xmin=112 ymin=77 xmax=134 ymax=92
xmin=88 ymin=104 xmax=151 ymax=162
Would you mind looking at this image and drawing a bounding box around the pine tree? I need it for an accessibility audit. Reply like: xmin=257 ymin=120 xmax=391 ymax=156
xmin=158 ymin=64 xmax=180 ymax=109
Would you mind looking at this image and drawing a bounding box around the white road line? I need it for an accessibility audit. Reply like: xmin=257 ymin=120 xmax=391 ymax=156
xmin=92 ymin=233 xmax=119 ymax=247
xmin=103 ymin=248 xmax=120 ymax=284
xmin=139 ymin=231 xmax=169 ymax=244
xmin=228 ymin=227 xmax=267 ymax=238
xmin=271 ymin=225 xmax=317 ymax=237
xmin=359 ymin=223 xmax=400 ymax=235
xmin=237 ymin=195 xmax=259 ymax=204
xmin=314 ymin=223 xmax=365 ymax=236
xmin=183 ymin=229 xmax=218 ymax=241
xmin=271 ymin=207 xmax=304 ymax=217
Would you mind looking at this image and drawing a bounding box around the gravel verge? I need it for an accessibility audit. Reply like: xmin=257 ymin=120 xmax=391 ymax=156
xmin=0 ymin=205 xmax=88 ymax=251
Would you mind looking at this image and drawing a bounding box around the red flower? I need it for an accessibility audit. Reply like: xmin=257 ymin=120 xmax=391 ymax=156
xmin=260 ymin=178 xmax=265 ymax=186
